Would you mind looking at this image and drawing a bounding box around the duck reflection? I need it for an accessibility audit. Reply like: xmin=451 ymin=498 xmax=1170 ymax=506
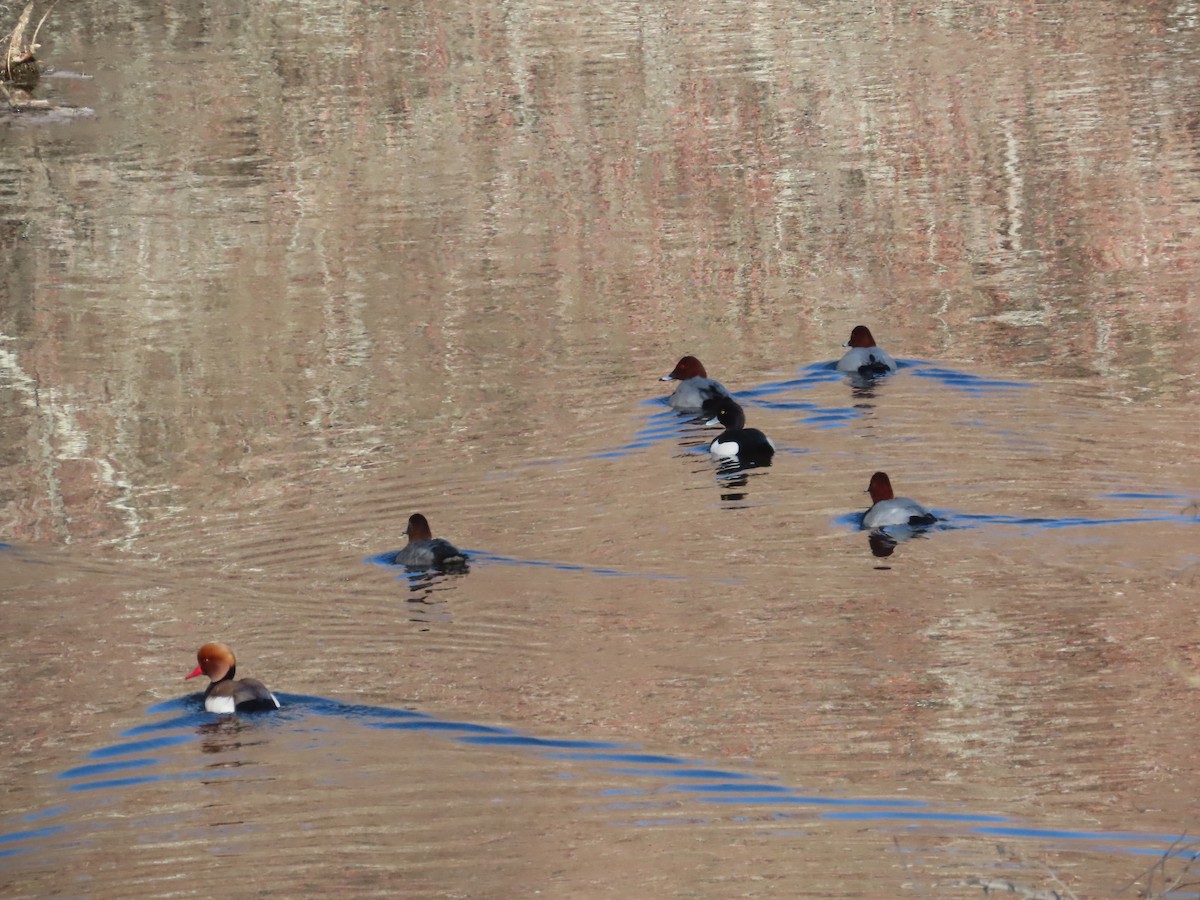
xmin=846 ymin=372 xmax=887 ymax=399
xmin=866 ymin=524 xmax=936 ymax=558
xmin=196 ymin=715 xmax=270 ymax=757
xmin=713 ymin=457 xmax=773 ymax=504
xmin=674 ymin=417 xmax=718 ymax=450
xmin=402 ymin=569 xmax=458 ymax=625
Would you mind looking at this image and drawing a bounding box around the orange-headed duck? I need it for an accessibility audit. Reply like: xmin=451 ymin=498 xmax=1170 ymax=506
xmin=186 ymin=642 xmax=280 ymax=714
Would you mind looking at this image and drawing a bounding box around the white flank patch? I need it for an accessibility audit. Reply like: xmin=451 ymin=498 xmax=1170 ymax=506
xmin=710 ymin=438 xmax=739 ymax=458
xmin=206 ymin=695 xmax=236 ymax=714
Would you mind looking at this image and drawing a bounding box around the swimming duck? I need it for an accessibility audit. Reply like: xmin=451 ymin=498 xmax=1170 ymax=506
xmin=394 ymin=513 xmax=467 ymax=569
xmin=837 ymin=326 xmax=897 ymax=376
xmin=660 ymin=355 xmax=732 ymax=411
xmin=185 ymin=642 xmax=280 ymax=714
xmin=703 ymin=397 xmax=775 ymax=462
xmin=862 ymin=472 xmax=936 ymax=529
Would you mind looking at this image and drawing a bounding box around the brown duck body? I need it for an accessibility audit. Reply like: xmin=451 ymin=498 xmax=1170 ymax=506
xmin=394 ymin=513 xmax=467 ymax=569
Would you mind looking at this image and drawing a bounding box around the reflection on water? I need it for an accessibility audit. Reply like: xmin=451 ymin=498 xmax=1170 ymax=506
xmin=373 ymin=549 xmax=690 ymax=584
xmin=8 ymin=692 xmax=1200 ymax=873
xmin=844 ymin=493 xmax=1200 ymax=559
xmin=590 ymin=361 xmax=1027 ymax=474
xmin=7 ymin=685 xmax=1200 ymax=900
xmin=4 ymin=0 xmax=1200 ymax=895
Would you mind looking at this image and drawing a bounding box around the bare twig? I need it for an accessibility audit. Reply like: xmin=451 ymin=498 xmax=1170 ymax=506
xmin=1117 ymin=832 xmax=1200 ymax=898
xmin=29 ymin=1 xmax=56 ymax=53
xmin=5 ymin=2 xmax=35 ymax=68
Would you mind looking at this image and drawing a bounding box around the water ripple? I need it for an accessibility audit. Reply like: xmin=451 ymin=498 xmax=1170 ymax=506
xmin=4 ymin=692 xmax=1195 ymax=868
xmin=368 ymin=549 xmax=688 ymax=583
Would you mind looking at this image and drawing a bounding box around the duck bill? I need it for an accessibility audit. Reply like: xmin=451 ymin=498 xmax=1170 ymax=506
xmin=704 ymin=416 xmax=719 ymax=426
xmin=184 ymin=665 xmax=204 ymax=680
xmin=659 ymin=374 xmax=676 ymax=382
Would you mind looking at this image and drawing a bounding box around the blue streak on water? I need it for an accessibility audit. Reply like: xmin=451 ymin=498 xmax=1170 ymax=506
xmin=60 ymin=758 xmax=158 ymax=780
xmin=684 ymin=787 xmax=928 ymax=808
xmin=87 ymin=734 xmax=193 ymax=759
xmin=442 ymin=359 xmax=1023 ymax=478
xmin=1098 ymin=845 xmax=1200 ymax=862
xmin=605 ymin=766 xmax=759 ymax=780
xmin=407 ymin=550 xmax=688 ymax=582
xmin=618 ymin=369 xmax=862 ymax=454
xmin=67 ymin=775 xmax=163 ymax=793
xmin=7 ymin=688 xmax=1197 ymax=868
xmin=375 ymin=720 xmax=515 ymax=735
xmin=68 ymin=767 xmax=238 ymax=794
xmin=541 ymin=752 xmax=700 ymax=764
xmin=953 ymin=513 xmax=1195 ymax=529
xmin=837 ymin=508 xmax=1200 ymax=538
xmin=910 ymin=366 xmax=1030 ymax=391
xmin=802 ymin=412 xmax=860 ymax=427
xmin=743 ymin=364 xmax=844 ymax=397
xmin=23 ymin=806 xmax=67 ymax=822
xmin=751 ymin=359 xmax=1031 ymax=396
xmin=825 ymin=810 xmax=1009 ymax=823
xmin=0 ymin=824 xmax=66 ymax=845
xmin=585 ymin=404 xmax=717 ymax=460
xmin=753 ymin=399 xmax=829 ymax=412
xmin=679 ymin=783 xmax=796 ymax=795
xmin=974 ymin=825 xmax=1188 ymax=844
xmin=122 ymin=713 xmax=210 ymax=736
xmin=282 ymin=694 xmax=432 ymax=723
xmin=144 ymin=696 xmax=196 ymax=715
xmin=835 ymin=511 xmax=869 ymax=530
xmin=460 ymin=735 xmax=626 ymax=750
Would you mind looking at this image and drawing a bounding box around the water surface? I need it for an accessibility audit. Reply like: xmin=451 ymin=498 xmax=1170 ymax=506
xmin=2 ymin=0 xmax=1200 ymax=897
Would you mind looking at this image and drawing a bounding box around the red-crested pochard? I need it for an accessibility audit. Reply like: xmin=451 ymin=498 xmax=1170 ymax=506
xmin=185 ymin=642 xmax=280 ymax=714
